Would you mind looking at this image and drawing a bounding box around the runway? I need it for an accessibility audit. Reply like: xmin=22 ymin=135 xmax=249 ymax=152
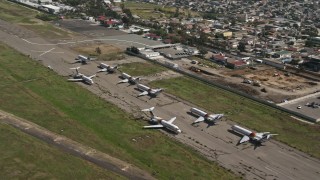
xmin=0 ymin=20 xmax=319 ymax=179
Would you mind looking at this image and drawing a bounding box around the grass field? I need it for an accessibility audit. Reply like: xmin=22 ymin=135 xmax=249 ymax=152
xmin=119 ymin=62 xmax=167 ymax=76
xmin=0 ymin=43 xmax=238 ymax=179
xmin=0 ymin=0 xmax=72 ymax=39
xmin=149 ymin=77 xmax=320 ymax=158
xmin=0 ymin=124 xmax=123 ymax=179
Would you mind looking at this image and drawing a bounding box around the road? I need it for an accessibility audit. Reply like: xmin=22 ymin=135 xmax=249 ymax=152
xmin=0 ymin=19 xmax=320 ymax=180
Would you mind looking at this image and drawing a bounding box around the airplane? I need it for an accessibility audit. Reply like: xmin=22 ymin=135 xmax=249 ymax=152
xmin=190 ymin=107 xmax=224 ymax=124
xmin=231 ymin=125 xmax=278 ymax=145
xmin=68 ymin=67 xmax=96 ymax=85
xmin=69 ymin=66 xmax=84 ymax=78
xmin=74 ymin=55 xmax=93 ymax=64
xmin=142 ymin=107 xmax=181 ymax=134
xmin=136 ymin=84 xmax=163 ymax=97
xmin=141 ymin=107 xmax=165 ymax=124
xmin=118 ymin=72 xmax=141 ymax=84
xmin=97 ymin=63 xmax=118 ymax=73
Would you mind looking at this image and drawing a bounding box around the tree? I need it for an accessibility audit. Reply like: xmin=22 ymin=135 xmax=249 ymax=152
xmin=127 ymin=46 xmax=140 ymax=54
xmin=136 ymin=30 xmax=144 ymax=35
xmin=238 ymin=42 xmax=246 ymax=52
xmin=96 ymin=47 xmax=102 ymax=55
xmin=198 ymin=47 xmax=208 ymax=58
xmin=174 ymin=7 xmax=179 ymax=18
xmin=123 ymin=8 xmax=133 ymax=19
xmin=120 ymin=3 xmax=125 ymax=10
xmin=187 ymin=11 xmax=191 ymax=19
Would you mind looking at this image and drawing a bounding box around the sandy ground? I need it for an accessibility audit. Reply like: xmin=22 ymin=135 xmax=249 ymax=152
xmin=176 ymin=58 xmax=320 ymax=103
xmin=1 ymin=19 xmax=320 ymax=180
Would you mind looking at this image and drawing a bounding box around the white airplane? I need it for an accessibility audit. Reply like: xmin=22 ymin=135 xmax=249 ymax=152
xmin=231 ymin=125 xmax=278 ymax=145
xmin=68 ymin=67 xmax=96 ymax=85
xmin=136 ymin=84 xmax=163 ymax=97
xmin=75 ymin=55 xmax=92 ymax=64
xmin=190 ymin=107 xmax=224 ymax=124
xmin=142 ymin=107 xmax=181 ymax=134
xmin=118 ymin=73 xmax=141 ymax=84
xmin=97 ymin=63 xmax=118 ymax=73
xmin=141 ymin=107 xmax=165 ymax=124
xmin=69 ymin=66 xmax=84 ymax=78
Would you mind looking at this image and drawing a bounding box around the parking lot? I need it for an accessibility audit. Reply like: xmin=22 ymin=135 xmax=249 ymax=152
xmin=279 ymin=92 xmax=320 ymax=122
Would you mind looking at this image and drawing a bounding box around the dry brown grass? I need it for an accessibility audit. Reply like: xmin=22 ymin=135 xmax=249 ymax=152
xmin=72 ymin=44 xmax=123 ymax=56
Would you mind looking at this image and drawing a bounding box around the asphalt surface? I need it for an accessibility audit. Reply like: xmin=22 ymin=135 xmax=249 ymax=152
xmin=279 ymin=92 xmax=320 ymax=122
xmin=1 ymin=19 xmax=320 ymax=180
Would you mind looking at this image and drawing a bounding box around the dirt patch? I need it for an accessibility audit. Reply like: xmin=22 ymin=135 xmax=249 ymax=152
xmin=72 ymin=43 xmax=125 ymax=61
xmin=222 ymin=66 xmax=319 ymax=94
xmin=73 ymin=44 xmax=123 ymax=56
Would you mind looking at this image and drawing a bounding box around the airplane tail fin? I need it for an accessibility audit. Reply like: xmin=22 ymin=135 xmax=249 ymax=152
xmin=70 ymin=67 xmax=80 ymax=74
xmin=267 ymin=134 xmax=278 ymax=139
xmin=217 ymin=114 xmax=224 ymax=119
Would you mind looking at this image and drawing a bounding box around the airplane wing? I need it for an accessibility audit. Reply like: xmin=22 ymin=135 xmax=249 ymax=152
xmin=194 ymin=116 xmax=205 ymax=123
xmin=138 ymin=91 xmax=149 ymax=96
xmin=167 ymin=117 xmax=176 ymax=124
xmin=141 ymin=107 xmax=155 ymax=117
xmin=98 ymin=69 xmax=107 ymax=72
xmin=118 ymin=79 xmax=129 ymax=83
xmin=143 ymin=124 xmax=164 ymax=129
xmin=89 ymin=74 xmax=96 ymax=79
xmin=239 ymin=135 xmax=250 ymax=144
xmin=68 ymin=78 xmax=83 ymax=82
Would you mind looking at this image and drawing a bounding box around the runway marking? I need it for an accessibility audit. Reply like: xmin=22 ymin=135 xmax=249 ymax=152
xmin=265 ymin=166 xmax=294 ymax=180
xmin=121 ymin=165 xmax=130 ymax=171
xmin=31 ymin=50 xmax=64 ymax=54
xmin=39 ymin=48 xmax=55 ymax=57
xmin=278 ymin=150 xmax=318 ymax=170
xmin=265 ymin=166 xmax=278 ymax=174
xmin=22 ymin=38 xmax=152 ymax=48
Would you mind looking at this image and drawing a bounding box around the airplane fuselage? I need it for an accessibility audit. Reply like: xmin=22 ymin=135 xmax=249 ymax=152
xmin=137 ymin=84 xmax=163 ymax=97
xmin=77 ymin=55 xmax=89 ymax=63
xmin=121 ymin=73 xmax=139 ymax=84
xmin=99 ymin=63 xmax=110 ymax=69
xmin=82 ymin=76 xmax=94 ymax=85
xmin=191 ymin=108 xmax=222 ymax=122
xmin=149 ymin=89 xmax=163 ymax=96
xmin=137 ymin=84 xmax=150 ymax=91
xmin=161 ymin=120 xmax=181 ymax=134
xmin=99 ymin=63 xmax=116 ymax=73
xmin=232 ymin=125 xmax=253 ymax=136
xmin=231 ymin=125 xmax=272 ymax=143
xmin=121 ymin=73 xmax=131 ymax=79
